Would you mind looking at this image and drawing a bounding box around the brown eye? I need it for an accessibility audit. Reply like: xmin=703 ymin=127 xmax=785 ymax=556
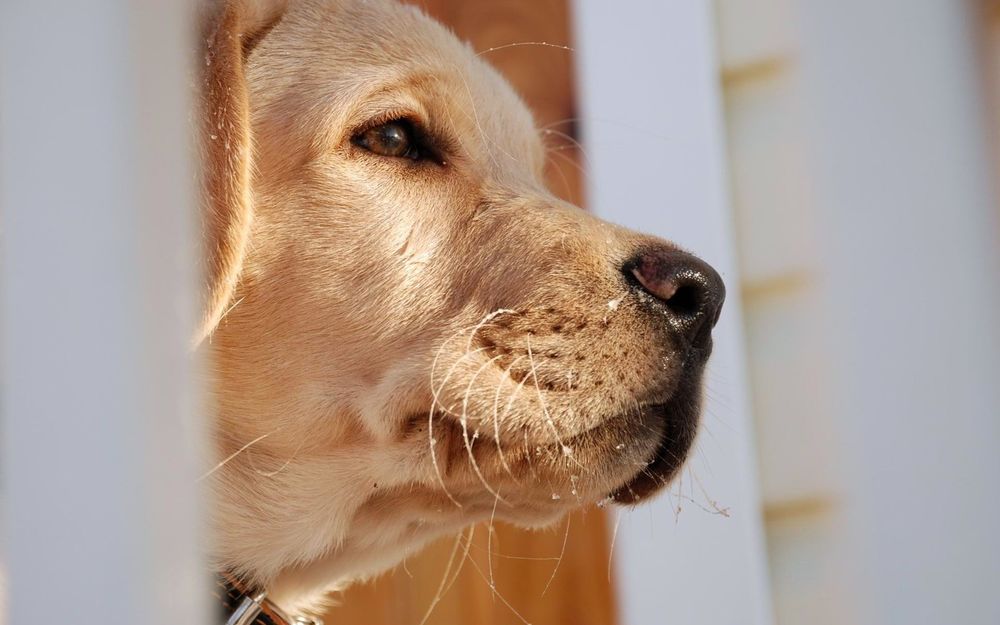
xmin=353 ymin=120 xmax=423 ymax=160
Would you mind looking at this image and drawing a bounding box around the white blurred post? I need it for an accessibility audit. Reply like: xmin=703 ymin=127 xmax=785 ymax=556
xmin=572 ymin=2 xmax=774 ymax=624
xmin=795 ymin=2 xmax=1000 ymax=624
xmin=0 ymin=2 xmax=206 ymax=624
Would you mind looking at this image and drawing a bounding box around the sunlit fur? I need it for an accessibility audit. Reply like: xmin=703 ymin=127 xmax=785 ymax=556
xmin=200 ymin=0 xmax=707 ymax=615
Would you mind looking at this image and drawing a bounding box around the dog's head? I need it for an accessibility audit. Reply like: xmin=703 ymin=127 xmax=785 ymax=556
xmin=200 ymin=0 xmax=724 ymax=610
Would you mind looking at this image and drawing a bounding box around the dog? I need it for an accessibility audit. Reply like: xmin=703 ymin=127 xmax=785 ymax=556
xmin=200 ymin=0 xmax=725 ymax=617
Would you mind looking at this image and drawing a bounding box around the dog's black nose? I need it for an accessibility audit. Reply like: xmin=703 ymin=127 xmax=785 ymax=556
xmin=625 ymin=247 xmax=726 ymax=348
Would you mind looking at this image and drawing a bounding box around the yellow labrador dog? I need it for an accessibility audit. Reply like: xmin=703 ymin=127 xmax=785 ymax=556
xmin=201 ymin=0 xmax=725 ymax=617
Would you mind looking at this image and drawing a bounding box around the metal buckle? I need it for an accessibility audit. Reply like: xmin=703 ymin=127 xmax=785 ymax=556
xmin=225 ymin=591 xmax=268 ymax=625
xmin=224 ymin=588 xmax=324 ymax=625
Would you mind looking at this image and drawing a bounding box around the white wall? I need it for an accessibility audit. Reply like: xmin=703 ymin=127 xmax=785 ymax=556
xmin=796 ymin=2 xmax=1000 ymax=623
xmin=0 ymin=2 xmax=207 ymax=623
xmin=717 ymin=0 xmax=1000 ymax=623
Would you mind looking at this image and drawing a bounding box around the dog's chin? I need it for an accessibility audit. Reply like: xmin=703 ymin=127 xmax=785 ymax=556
xmin=607 ymin=392 xmax=702 ymax=505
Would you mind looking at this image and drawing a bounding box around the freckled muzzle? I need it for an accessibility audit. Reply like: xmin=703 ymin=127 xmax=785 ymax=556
xmin=436 ymin=215 xmax=728 ymax=507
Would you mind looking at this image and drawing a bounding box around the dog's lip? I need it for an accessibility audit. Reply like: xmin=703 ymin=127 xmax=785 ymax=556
xmin=608 ymin=400 xmax=694 ymax=505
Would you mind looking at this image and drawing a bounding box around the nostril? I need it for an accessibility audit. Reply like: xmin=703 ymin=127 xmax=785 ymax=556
xmin=625 ymin=248 xmax=726 ymax=346
xmin=628 ymin=265 xmax=701 ymax=318
xmin=664 ymin=282 xmax=703 ymax=318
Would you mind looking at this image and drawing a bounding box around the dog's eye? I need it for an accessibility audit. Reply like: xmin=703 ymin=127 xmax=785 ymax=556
xmin=353 ymin=120 xmax=426 ymax=160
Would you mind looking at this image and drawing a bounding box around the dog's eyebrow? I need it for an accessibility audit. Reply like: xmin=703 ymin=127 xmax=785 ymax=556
xmin=333 ymin=72 xmax=441 ymax=131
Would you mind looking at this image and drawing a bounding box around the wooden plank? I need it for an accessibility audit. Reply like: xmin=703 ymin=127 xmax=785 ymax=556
xmin=326 ymin=510 xmax=614 ymax=625
xmin=420 ymin=0 xmax=576 ymax=131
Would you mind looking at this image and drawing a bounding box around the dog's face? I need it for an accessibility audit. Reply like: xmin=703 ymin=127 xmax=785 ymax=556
xmin=201 ymin=0 xmax=724 ymax=611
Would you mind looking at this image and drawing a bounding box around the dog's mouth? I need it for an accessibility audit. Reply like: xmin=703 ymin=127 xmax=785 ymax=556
xmin=608 ymin=389 xmax=701 ymax=505
xmin=422 ymin=312 xmax=710 ymax=509
xmin=419 ymin=390 xmax=700 ymax=507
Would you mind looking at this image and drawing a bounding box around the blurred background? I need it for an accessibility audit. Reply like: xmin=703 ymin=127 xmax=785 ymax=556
xmin=3 ymin=1 xmax=999 ymax=624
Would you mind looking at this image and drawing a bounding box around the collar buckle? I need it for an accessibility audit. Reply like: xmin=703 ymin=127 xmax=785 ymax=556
xmin=219 ymin=575 xmax=324 ymax=625
xmin=225 ymin=591 xmax=268 ymax=625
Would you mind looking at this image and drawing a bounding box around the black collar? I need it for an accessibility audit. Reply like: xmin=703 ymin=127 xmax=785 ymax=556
xmin=216 ymin=574 xmax=322 ymax=625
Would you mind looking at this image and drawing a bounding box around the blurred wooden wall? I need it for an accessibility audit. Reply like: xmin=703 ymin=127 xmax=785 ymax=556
xmin=322 ymin=1 xmax=618 ymax=624
xmin=982 ymin=0 xmax=1000 ymax=194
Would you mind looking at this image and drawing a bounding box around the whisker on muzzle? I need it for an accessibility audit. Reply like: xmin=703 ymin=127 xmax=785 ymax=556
xmin=489 ymin=354 xmax=527 ymax=481
xmin=460 ymin=352 xmax=510 ymax=503
xmin=426 ymin=309 xmax=519 ymax=506
xmin=429 ymin=344 xmax=488 ymax=507
xmin=526 ymin=335 xmax=588 ymax=473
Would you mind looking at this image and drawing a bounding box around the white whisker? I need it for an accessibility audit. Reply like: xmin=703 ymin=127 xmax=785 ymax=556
xmin=476 ymin=41 xmax=574 ymax=57
xmin=491 ymin=354 xmax=527 ymax=479
xmin=526 ymin=335 xmax=586 ymax=471
xmin=425 ymin=310 xmax=517 ymax=508
xmin=460 ymin=353 xmax=509 ymax=503
xmin=541 ymin=513 xmax=571 ymax=597
xmin=464 ymin=547 xmax=534 ymax=625
xmin=198 ymin=430 xmax=274 ymax=481
xmin=607 ymin=509 xmax=623 ymax=583
xmin=488 ymin=494 xmax=501 ymax=599
xmin=418 ymin=530 xmax=465 ymax=625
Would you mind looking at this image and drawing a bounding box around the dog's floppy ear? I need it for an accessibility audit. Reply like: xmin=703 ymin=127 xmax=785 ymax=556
xmin=196 ymin=0 xmax=287 ymax=343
